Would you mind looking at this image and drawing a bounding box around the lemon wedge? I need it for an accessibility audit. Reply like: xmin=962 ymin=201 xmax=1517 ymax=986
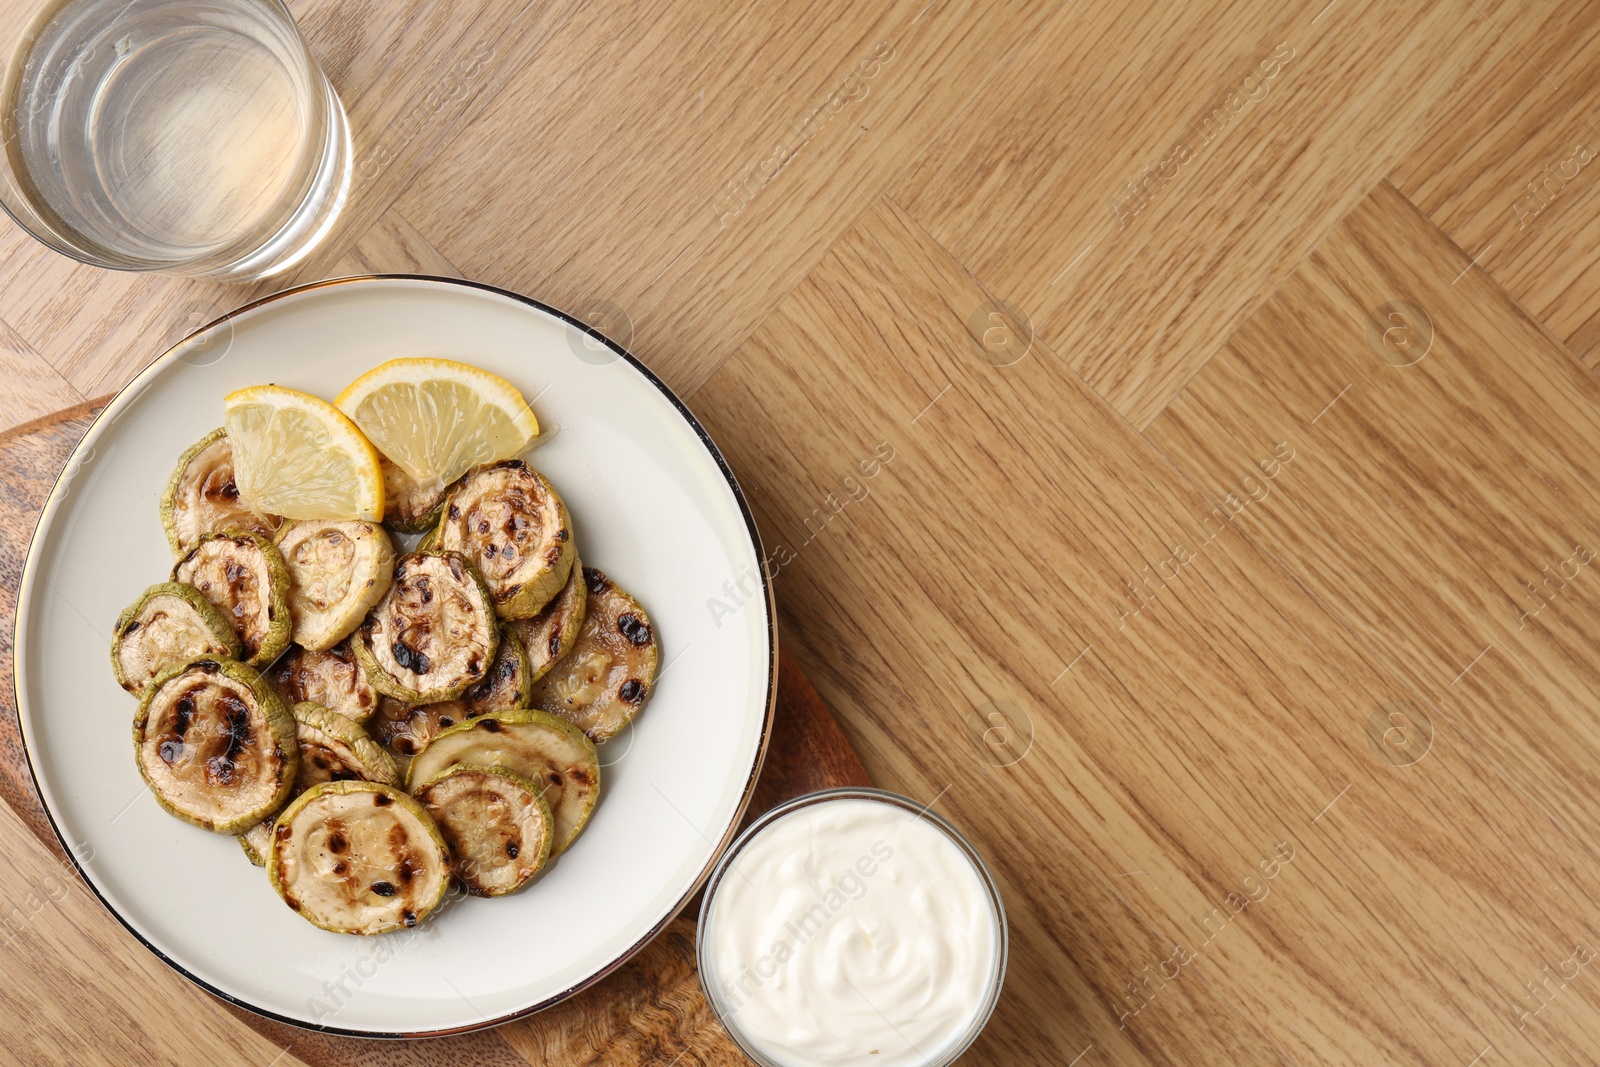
xmin=223 ymin=385 xmax=384 ymax=521
xmin=334 ymin=358 xmax=539 ymax=490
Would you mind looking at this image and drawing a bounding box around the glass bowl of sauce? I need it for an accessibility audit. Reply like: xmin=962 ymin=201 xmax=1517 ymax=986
xmin=697 ymin=787 xmax=1007 ymax=1066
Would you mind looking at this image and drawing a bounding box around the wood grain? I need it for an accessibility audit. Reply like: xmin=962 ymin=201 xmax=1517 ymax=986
xmin=327 ymin=211 xmax=467 ymax=280
xmin=393 ymin=0 xmax=1059 ymax=397
xmin=0 ymin=319 xmax=85 ymax=429
xmin=888 ymin=0 xmax=1530 ymax=427
xmin=1389 ymin=1 xmax=1600 ymax=369
xmin=691 ymin=189 xmax=1600 ymax=1063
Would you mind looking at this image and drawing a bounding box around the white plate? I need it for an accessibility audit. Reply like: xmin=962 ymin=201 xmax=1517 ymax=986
xmin=14 ymin=276 xmax=775 ymax=1037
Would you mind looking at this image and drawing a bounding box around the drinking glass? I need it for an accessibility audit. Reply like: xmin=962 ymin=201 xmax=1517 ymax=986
xmin=0 ymin=0 xmax=350 ymax=280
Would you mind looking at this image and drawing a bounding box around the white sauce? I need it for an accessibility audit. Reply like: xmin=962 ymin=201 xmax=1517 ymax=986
xmin=704 ymin=797 xmax=1000 ymax=1067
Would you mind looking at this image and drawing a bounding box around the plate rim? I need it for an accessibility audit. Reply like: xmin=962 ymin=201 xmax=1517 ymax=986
xmin=11 ymin=273 xmax=778 ymax=1039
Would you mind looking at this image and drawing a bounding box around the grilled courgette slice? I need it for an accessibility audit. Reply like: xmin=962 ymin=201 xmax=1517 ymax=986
xmin=133 ymin=657 xmax=297 ymax=834
xmin=238 ymin=702 xmax=400 ymax=866
xmin=267 ymin=640 xmax=380 ymax=724
xmin=161 ymin=428 xmax=280 ymax=558
xmin=268 ymin=781 xmax=450 ymax=935
xmin=414 ymin=764 xmax=554 ymax=896
xmin=112 ymin=582 xmax=243 ymax=695
xmin=239 ymin=823 xmax=272 ymax=865
xmin=380 ymin=457 xmax=450 ymax=534
xmin=508 ymin=557 xmax=586 ymax=684
xmin=275 ymin=519 xmax=396 ymax=651
xmin=528 ymin=567 xmax=658 ymax=742
xmin=437 ymin=461 xmax=575 ymax=620
xmin=405 ymin=710 xmax=599 ymax=854
xmin=352 ymin=550 xmax=498 ymax=703
xmin=369 ymin=625 xmax=531 ymax=764
xmin=173 ymin=530 xmax=292 ymax=667
xmin=371 ymin=697 xmax=460 ymax=767
xmin=465 ymin=624 xmax=533 ymax=713
xmin=290 ymin=702 xmax=400 ymax=790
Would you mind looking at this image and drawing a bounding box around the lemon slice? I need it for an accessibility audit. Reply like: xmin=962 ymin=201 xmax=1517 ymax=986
xmin=223 ymin=386 xmax=383 ymax=521
xmin=334 ymin=358 xmax=539 ymax=488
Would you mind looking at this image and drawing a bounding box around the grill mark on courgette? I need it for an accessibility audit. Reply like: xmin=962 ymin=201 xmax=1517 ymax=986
xmin=174 ymin=691 xmax=197 ymax=737
xmin=205 ymin=695 xmax=254 ymax=786
xmin=304 ymin=743 xmax=362 ymax=783
xmin=159 ymin=690 xmax=201 ymax=765
xmin=486 ymin=653 xmax=517 ymax=688
xmin=383 ymin=822 xmax=412 ymax=893
xmin=391 ymin=637 xmax=431 ymax=675
xmin=617 ymin=612 xmax=651 ymax=646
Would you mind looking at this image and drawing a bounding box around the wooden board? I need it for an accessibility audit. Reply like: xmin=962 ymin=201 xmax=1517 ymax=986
xmin=0 ymin=403 xmax=868 ymax=1064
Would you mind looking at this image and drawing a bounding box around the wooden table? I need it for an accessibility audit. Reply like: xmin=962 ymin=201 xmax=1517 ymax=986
xmin=4 ymin=0 xmax=1600 ymax=1063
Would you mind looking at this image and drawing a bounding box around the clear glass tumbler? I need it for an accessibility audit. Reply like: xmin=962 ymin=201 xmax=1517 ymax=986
xmin=0 ymin=0 xmax=349 ymax=280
